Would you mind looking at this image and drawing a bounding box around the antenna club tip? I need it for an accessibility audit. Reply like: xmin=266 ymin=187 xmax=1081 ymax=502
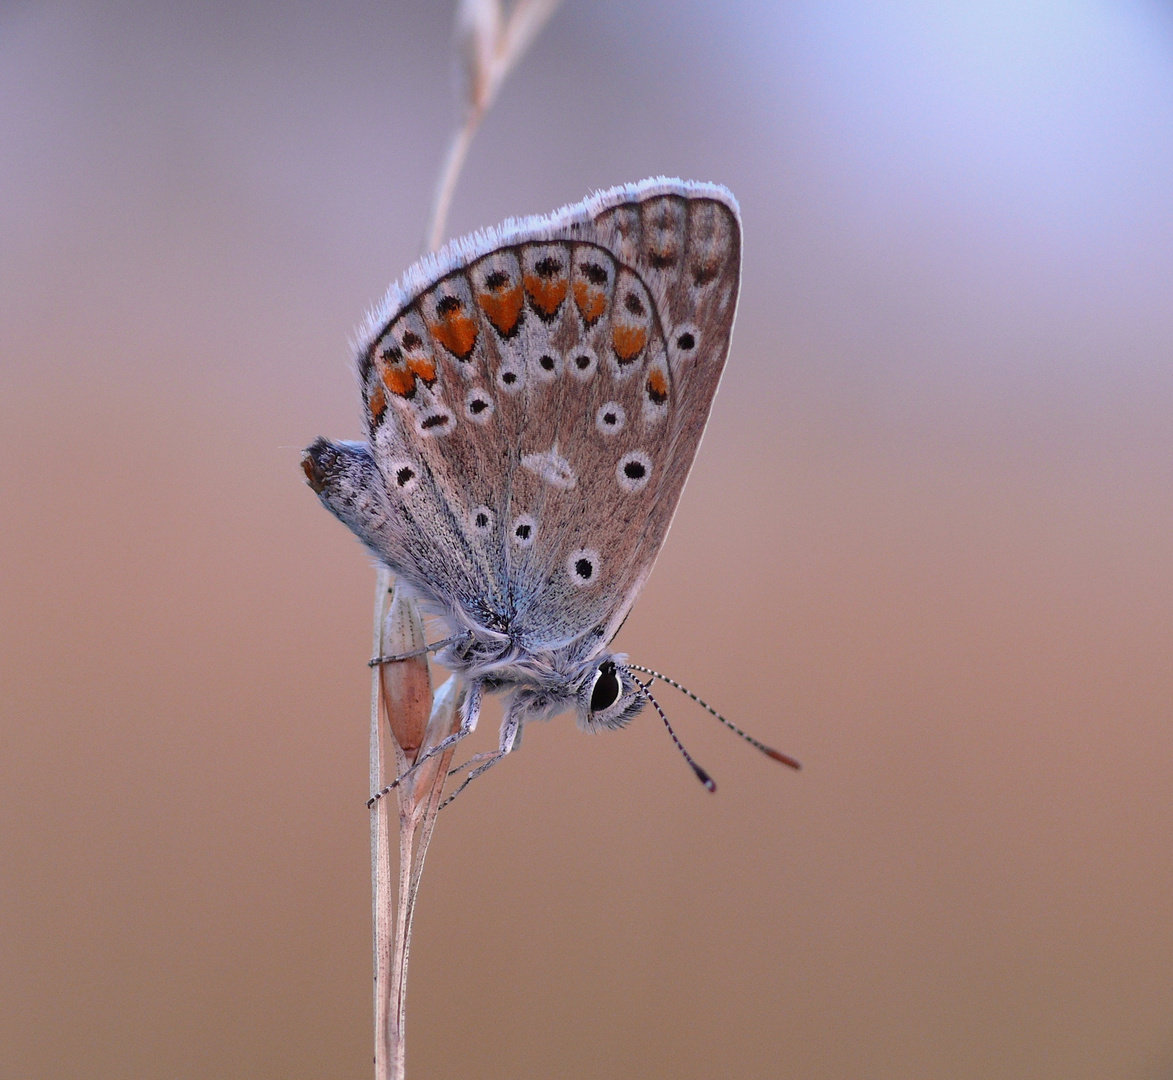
xmin=693 ymin=765 xmax=716 ymax=792
xmin=764 ymin=747 xmax=802 ymax=770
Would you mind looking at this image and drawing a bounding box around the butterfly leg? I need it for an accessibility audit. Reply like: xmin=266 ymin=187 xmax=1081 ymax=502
xmin=447 ymin=708 xmax=524 ymax=776
xmin=440 ymin=706 xmax=523 ymax=809
xmin=447 ymin=751 xmax=496 ymax=776
xmin=368 ymin=635 xmax=467 ymax=667
xmin=366 ymin=680 xmax=483 ymax=807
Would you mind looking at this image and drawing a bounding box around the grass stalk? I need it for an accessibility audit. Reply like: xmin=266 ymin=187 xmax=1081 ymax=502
xmin=368 ymin=5 xmax=562 ymax=1077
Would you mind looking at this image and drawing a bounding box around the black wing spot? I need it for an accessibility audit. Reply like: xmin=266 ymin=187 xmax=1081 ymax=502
xmin=623 ymin=460 xmax=646 ymax=480
xmin=502 ymin=371 xmax=517 ymax=385
xmin=421 ymin=414 xmax=449 ymax=430
xmin=575 ymin=558 xmax=594 ymax=580
xmin=649 ymin=253 xmax=675 ymax=268
xmin=575 ymin=354 xmax=591 ymax=370
xmin=535 ymin=255 xmax=562 ymax=278
xmin=359 ymin=350 xmax=376 ymax=383
xmin=624 ymin=293 xmax=645 ymax=316
xmin=395 ymin=466 xmax=415 ymax=487
xmin=539 ymin=354 xmax=556 ymax=371
xmin=603 ymin=411 xmax=617 ymax=426
xmin=484 ymin=270 xmax=509 ymax=290
xmin=469 ymin=397 xmax=488 ymax=415
xmin=402 ymin=331 xmax=423 ymax=349
xmin=475 ymin=511 xmax=488 ymax=528
xmin=581 ymin=261 xmax=608 ymax=285
xmin=436 ymin=295 xmax=463 ymax=314
xmin=515 ymin=523 xmax=531 ymax=540
xmin=676 ymin=332 xmax=695 ymax=350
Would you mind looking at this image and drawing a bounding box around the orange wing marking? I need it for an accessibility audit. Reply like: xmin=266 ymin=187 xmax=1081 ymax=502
xmin=646 ymin=369 xmax=668 ymax=404
xmin=612 ymin=324 xmax=647 ymax=364
xmin=381 ymin=366 xmax=416 ymax=399
xmin=406 ymin=355 xmax=437 ymax=385
xmin=368 ymin=382 xmax=387 ymax=420
xmin=524 ymin=274 xmax=568 ymax=317
xmin=573 ymin=281 xmax=607 ymax=325
xmin=476 ymin=286 xmax=524 ymax=336
xmin=429 ymin=297 xmax=479 ymax=359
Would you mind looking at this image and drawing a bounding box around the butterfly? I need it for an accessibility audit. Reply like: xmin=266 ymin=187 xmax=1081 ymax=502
xmin=303 ymin=177 xmax=796 ymax=801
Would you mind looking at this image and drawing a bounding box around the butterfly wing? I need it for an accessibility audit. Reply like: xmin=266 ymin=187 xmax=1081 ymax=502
xmin=499 ymin=183 xmax=742 ymax=655
xmin=349 ymin=178 xmax=740 ymax=652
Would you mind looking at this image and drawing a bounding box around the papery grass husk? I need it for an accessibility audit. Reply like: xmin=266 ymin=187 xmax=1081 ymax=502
xmin=372 ymin=573 xmax=465 ymax=1079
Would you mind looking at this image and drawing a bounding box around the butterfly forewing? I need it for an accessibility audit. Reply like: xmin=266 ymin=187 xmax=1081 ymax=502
xmin=590 ymin=193 xmax=741 ymax=645
xmin=506 ymin=190 xmax=741 ymax=653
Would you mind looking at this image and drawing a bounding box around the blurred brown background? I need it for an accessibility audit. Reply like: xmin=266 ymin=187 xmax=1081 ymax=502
xmin=3 ymin=1 xmax=1173 ymax=1077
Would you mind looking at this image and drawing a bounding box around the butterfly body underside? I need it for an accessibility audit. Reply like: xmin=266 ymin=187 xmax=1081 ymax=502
xmin=305 ymin=178 xmax=741 ymax=746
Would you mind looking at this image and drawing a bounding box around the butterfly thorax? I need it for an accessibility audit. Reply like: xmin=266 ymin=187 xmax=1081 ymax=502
xmin=425 ymin=609 xmax=648 ymax=733
xmin=437 ymin=623 xmax=597 ymax=703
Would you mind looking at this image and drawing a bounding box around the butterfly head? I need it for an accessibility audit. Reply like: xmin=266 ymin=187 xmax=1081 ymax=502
xmin=576 ymin=655 xmax=647 ymax=732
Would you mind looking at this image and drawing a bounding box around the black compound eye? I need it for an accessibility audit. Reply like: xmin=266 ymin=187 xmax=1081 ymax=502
xmin=590 ymin=661 xmax=622 ymax=713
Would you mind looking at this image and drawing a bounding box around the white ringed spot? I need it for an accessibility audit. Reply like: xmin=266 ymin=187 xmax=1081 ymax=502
xmin=616 ymin=450 xmax=652 ymax=493
xmin=670 ymin=322 xmax=700 ymax=357
xmin=464 ymin=387 xmax=495 ymax=424
xmin=387 ymin=460 xmax=420 ymax=495
xmin=496 ymin=362 xmax=526 ymax=394
xmin=567 ymin=547 xmax=601 ymax=587
xmin=568 ymin=346 xmax=598 ymax=381
xmin=533 ymin=350 xmax=562 ymax=383
xmin=414 ymin=406 xmax=454 ymax=438
xmin=595 ymin=401 xmax=626 ymax=436
xmin=510 ymin=514 xmax=537 ymax=548
xmin=470 ymin=505 xmax=494 ymax=535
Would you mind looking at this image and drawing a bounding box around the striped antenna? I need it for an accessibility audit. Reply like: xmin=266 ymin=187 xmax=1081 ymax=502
xmin=626 ymin=664 xmax=801 ymax=771
xmin=632 ymin=675 xmax=716 ymax=792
